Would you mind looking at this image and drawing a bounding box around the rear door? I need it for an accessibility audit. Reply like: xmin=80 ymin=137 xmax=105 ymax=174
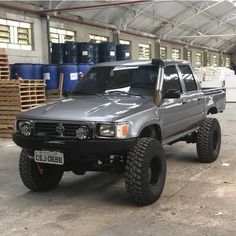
xmin=161 ymin=65 xmax=188 ymax=139
xmin=177 ymin=64 xmax=205 ymax=129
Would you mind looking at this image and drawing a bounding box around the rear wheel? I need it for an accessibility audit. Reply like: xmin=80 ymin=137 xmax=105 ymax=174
xmin=19 ymin=149 xmax=64 ymax=191
xmin=196 ymin=118 xmax=221 ymax=163
xmin=125 ymin=138 xmax=166 ymax=206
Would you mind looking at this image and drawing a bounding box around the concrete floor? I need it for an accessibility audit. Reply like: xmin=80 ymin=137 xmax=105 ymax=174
xmin=0 ymin=104 xmax=236 ymax=236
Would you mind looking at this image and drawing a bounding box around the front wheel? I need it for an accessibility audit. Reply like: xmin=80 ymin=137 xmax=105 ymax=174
xmin=124 ymin=138 xmax=166 ymax=206
xmin=196 ymin=118 xmax=221 ymax=163
xmin=19 ymin=149 xmax=64 ymax=191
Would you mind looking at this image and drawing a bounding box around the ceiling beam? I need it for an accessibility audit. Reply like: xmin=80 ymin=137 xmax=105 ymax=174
xmin=123 ymin=2 xmax=154 ymax=29
xmin=189 ymin=13 xmax=236 ymax=44
xmin=120 ymin=4 xmax=202 ymax=40
xmin=167 ymin=33 xmax=236 ymax=39
xmin=195 ymin=23 xmax=236 ymax=50
xmin=161 ymin=0 xmax=224 ymax=39
xmin=182 ymin=1 xmax=235 ymax=30
xmin=36 ymin=0 xmax=149 ymax=14
xmin=151 ymin=5 xmax=190 ymax=35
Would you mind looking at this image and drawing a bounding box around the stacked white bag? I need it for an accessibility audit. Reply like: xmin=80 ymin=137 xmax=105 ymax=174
xmin=195 ymin=66 xmax=235 ymax=88
xmin=195 ymin=66 xmax=236 ymax=102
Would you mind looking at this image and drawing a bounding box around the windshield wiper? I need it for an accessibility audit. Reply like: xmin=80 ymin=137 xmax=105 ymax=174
xmin=70 ymin=91 xmax=100 ymax=96
xmin=104 ymin=90 xmax=145 ymax=98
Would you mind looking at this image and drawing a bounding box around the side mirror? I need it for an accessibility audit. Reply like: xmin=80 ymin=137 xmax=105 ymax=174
xmin=164 ymin=89 xmax=181 ymax=99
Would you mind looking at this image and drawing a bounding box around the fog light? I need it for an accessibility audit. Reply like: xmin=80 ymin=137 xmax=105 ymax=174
xmin=18 ymin=121 xmax=33 ymax=137
xmin=76 ymin=126 xmax=90 ymax=140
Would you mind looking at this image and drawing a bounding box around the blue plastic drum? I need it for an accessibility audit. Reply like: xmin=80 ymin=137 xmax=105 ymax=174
xmin=77 ymin=64 xmax=92 ymax=78
xmin=9 ymin=64 xmax=14 ymax=80
xmin=59 ymin=64 xmax=78 ymax=91
xmin=42 ymin=65 xmax=59 ymax=90
xmin=98 ymin=42 xmax=116 ymax=63
xmin=14 ymin=63 xmax=33 ymax=79
xmin=33 ymin=64 xmax=43 ymax=80
xmin=116 ymin=44 xmax=131 ymax=61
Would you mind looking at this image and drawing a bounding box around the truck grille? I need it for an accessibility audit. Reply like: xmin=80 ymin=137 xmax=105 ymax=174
xmin=34 ymin=122 xmax=94 ymax=138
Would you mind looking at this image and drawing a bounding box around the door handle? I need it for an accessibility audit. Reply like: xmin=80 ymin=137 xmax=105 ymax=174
xmin=182 ymin=100 xmax=187 ymax=104
xmin=197 ymin=97 xmax=202 ymax=101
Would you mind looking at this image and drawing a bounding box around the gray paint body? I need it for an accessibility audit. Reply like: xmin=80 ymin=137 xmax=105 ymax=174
xmin=17 ymin=60 xmax=226 ymax=144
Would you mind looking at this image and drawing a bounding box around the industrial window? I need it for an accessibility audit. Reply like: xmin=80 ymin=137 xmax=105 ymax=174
xmin=212 ymin=55 xmax=218 ymax=66
xmin=171 ymin=48 xmax=181 ymax=60
xmin=0 ymin=18 xmax=32 ymax=50
xmin=225 ymin=57 xmax=230 ymax=67
xmin=89 ymin=34 xmax=108 ymax=43
xmin=187 ymin=51 xmax=192 ymax=62
xmin=50 ymin=27 xmax=75 ymax=43
xmin=195 ymin=52 xmax=202 ymax=66
xmin=206 ymin=54 xmax=210 ymax=66
xmin=160 ymin=46 xmax=167 ymax=59
xmin=139 ymin=43 xmax=151 ymax=60
xmin=119 ymin=39 xmax=130 ymax=45
xmin=179 ymin=65 xmax=197 ymax=92
xmin=163 ymin=65 xmax=182 ymax=94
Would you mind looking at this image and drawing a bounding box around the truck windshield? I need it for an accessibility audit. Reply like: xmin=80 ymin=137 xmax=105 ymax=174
xmin=71 ymin=65 xmax=158 ymax=97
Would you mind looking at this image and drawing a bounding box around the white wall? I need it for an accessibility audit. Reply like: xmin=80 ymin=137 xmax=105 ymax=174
xmin=50 ymin=20 xmax=113 ymax=43
xmin=119 ymin=32 xmax=155 ymax=60
xmin=0 ymin=10 xmax=44 ymax=64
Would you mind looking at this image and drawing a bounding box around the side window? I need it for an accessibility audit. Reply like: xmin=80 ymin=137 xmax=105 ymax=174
xmin=179 ymin=65 xmax=197 ymax=92
xmin=163 ymin=65 xmax=182 ymax=95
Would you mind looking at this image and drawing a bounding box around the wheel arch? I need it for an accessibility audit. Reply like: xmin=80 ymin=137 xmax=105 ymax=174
xmin=139 ymin=124 xmax=162 ymax=141
xmin=208 ymin=106 xmax=218 ymax=115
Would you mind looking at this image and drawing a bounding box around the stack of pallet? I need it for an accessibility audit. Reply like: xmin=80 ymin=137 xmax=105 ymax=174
xmin=0 ymin=79 xmax=46 ymax=138
xmin=0 ymin=48 xmax=10 ymax=80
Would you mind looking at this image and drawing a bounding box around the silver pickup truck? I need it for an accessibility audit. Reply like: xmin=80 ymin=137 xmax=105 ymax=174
xmin=13 ymin=59 xmax=225 ymax=206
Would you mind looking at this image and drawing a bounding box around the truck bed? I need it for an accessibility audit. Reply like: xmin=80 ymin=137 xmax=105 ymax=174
xmin=202 ymin=87 xmax=225 ymax=95
xmin=202 ymin=87 xmax=226 ymax=113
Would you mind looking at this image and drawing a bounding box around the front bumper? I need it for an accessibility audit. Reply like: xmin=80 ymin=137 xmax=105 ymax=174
xmin=13 ymin=133 xmax=137 ymax=156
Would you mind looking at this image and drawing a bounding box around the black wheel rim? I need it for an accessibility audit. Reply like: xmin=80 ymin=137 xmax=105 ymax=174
xmin=213 ymin=129 xmax=219 ymax=151
xmin=148 ymin=156 xmax=159 ymax=187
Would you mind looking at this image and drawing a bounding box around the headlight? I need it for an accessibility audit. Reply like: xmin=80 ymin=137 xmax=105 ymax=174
xmin=18 ymin=121 xmax=33 ymax=136
xmin=98 ymin=122 xmax=129 ymax=139
xmin=99 ymin=124 xmax=115 ymax=137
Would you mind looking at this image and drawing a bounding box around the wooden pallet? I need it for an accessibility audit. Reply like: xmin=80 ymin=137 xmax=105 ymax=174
xmin=0 ymin=49 xmax=10 ymax=80
xmin=0 ymin=79 xmax=46 ymax=138
xmin=0 ymin=133 xmax=13 ymax=138
xmin=0 ymin=115 xmax=17 ymax=120
xmin=0 ymin=79 xmax=45 ymax=85
xmin=0 ymin=122 xmax=15 ymax=137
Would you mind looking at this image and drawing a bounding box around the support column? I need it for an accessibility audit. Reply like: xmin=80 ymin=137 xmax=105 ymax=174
xmin=41 ymin=15 xmax=50 ymax=64
xmin=203 ymin=50 xmax=208 ymax=66
xmin=154 ymin=39 xmax=160 ymax=58
xmin=113 ymin=30 xmax=120 ymax=44
xmin=183 ymin=45 xmax=188 ymax=60
xmin=219 ymin=52 xmax=223 ymax=67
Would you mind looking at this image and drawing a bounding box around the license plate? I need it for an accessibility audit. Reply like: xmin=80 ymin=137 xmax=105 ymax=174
xmin=34 ymin=150 xmax=64 ymax=165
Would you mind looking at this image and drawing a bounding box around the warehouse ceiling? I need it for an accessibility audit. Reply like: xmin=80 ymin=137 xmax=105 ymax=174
xmin=4 ymin=0 xmax=236 ymax=52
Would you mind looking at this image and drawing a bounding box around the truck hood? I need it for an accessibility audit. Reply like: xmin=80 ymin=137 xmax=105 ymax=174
xmin=18 ymin=95 xmax=154 ymax=122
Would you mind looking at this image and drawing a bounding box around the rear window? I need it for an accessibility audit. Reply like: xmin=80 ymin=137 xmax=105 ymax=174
xmin=178 ymin=65 xmax=197 ymax=92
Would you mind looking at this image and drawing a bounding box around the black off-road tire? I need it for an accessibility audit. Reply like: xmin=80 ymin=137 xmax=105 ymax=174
xmin=19 ymin=149 xmax=64 ymax=191
xmin=197 ymin=118 xmax=221 ymax=163
xmin=124 ymin=138 xmax=166 ymax=206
